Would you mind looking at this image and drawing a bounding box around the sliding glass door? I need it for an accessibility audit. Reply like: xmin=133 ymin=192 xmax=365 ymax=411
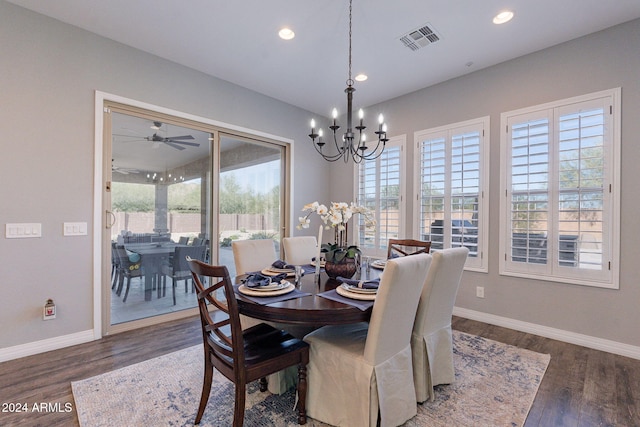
xmin=218 ymin=134 xmax=286 ymax=277
xmin=103 ymin=102 xmax=289 ymax=334
xmin=106 ymin=107 xmax=212 ymax=329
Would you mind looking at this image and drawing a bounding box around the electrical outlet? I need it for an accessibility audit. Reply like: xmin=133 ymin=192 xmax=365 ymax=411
xmin=43 ymin=299 xmax=56 ymax=320
xmin=476 ymin=286 xmax=485 ymax=298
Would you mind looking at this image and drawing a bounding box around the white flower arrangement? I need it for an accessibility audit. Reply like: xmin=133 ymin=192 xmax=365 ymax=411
xmin=296 ymin=201 xmax=375 ymax=263
xmin=296 ymin=201 xmax=375 ymax=232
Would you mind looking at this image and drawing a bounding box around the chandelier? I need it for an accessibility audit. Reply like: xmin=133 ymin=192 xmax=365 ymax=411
xmin=308 ymin=0 xmax=388 ymax=163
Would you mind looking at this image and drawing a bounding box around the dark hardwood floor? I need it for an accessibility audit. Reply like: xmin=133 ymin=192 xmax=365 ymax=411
xmin=0 ymin=316 xmax=638 ymax=426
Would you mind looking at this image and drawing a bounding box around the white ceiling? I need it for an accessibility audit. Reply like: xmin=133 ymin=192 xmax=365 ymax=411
xmin=8 ymin=0 xmax=640 ymax=117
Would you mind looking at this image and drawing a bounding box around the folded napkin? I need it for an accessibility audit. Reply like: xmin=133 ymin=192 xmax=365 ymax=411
xmin=337 ymin=276 xmax=381 ymax=290
xmin=271 ymin=260 xmax=295 ymax=270
xmin=242 ymin=272 xmax=287 ymax=288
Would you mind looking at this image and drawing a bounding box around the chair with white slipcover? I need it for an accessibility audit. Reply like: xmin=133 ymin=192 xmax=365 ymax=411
xmin=282 ymin=236 xmax=318 ymax=266
xmin=231 ymin=239 xmax=277 ymax=275
xmin=411 ymin=247 xmax=468 ymax=403
xmin=303 ymin=253 xmax=432 ymax=427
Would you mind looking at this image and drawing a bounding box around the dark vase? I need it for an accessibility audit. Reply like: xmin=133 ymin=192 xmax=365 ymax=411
xmin=324 ymin=257 xmax=357 ymax=279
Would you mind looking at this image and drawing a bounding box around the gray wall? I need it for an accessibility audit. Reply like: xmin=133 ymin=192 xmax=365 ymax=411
xmin=0 ymin=0 xmax=329 ymax=349
xmin=330 ymin=18 xmax=640 ymax=347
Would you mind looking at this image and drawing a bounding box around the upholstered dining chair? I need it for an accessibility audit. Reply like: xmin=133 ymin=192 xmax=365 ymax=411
xmin=282 ymin=236 xmax=318 ymax=266
xmin=303 ymin=253 xmax=432 ymax=427
xmin=411 ymin=247 xmax=468 ymax=403
xmin=387 ymin=238 xmax=431 ymax=259
xmin=187 ymin=258 xmax=309 ymax=427
xmin=231 ymin=239 xmax=277 ymax=275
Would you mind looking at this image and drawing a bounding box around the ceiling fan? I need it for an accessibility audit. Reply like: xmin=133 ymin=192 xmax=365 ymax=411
xmin=115 ymin=121 xmax=200 ymax=151
xmin=144 ymin=132 xmax=199 ymax=151
xmin=111 ymin=160 xmax=140 ymax=175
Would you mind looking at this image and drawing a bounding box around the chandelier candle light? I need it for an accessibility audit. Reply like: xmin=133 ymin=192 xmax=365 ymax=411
xmin=308 ymin=0 xmax=389 ymax=163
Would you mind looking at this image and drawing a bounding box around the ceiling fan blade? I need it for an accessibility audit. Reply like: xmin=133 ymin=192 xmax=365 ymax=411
xmin=113 ymin=133 xmax=144 ymax=138
xmin=116 ymin=138 xmax=147 ymax=143
xmin=163 ymin=141 xmax=186 ymax=150
xmin=119 ymin=127 xmax=146 ymax=136
xmin=166 ymin=135 xmax=195 ymax=140
xmin=167 ymin=139 xmax=200 ymax=147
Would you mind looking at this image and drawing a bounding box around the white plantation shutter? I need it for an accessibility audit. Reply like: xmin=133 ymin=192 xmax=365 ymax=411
xmin=500 ymin=89 xmax=620 ymax=288
xmin=417 ymin=133 xmax=446 ymax=249
xmin=415 ymin=117 xmax=489 ymax=271
xmin=357 ymin=136 xmax=405 ymax=258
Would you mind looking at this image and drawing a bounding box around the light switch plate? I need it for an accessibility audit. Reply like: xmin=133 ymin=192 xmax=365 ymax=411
xmin=63 ymin=222 xmax=88 ymax=236
xmin=5 ymin=223 xmax=42 ymax=238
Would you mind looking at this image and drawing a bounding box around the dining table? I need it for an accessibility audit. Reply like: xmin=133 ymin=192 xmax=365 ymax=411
xmin=234 ymin=264 xmax=383 ymax=327
xmin=125 ymin=242 xmax=182 ymax=301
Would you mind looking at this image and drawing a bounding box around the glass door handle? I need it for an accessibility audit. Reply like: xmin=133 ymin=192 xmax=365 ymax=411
xmin=106 ymin=210 xmax=116 ymax=229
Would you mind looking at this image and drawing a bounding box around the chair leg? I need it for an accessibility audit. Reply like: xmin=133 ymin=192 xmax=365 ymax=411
xmin=111 ymin=266 xmax=117 ymax=289
xmin=172 ymin=278 xmax=177 ymax=305
xmin=122 ymin=277 xmax=131 ymax=302
xmin=195 ymin=358 xmax=214 ymax=425
xmin=116 ymin=274 xmax=125 ymax=296
xmin=259 ymin=377 xmax=268 ymax=392
xmin=233 ymin=382 xmax=246 ymax=427
xmin=297 ymin=364 xmax=308 ymax=425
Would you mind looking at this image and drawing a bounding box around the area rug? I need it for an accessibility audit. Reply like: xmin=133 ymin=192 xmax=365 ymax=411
xmin=71 ymin=331 xmax=550 ymax=427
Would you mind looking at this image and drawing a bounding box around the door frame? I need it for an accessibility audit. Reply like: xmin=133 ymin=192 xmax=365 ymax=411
xmin=93 ymin=91 xmax=293 ymax=337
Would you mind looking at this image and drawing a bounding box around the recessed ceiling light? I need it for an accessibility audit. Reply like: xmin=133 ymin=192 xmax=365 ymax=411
xmin=355 ymin=73 xmax=368 ymax=82
xmin=278 ymin=28 xmax=295 ymax=40
xmin=493 ymin=10 xmax=514 ymax=25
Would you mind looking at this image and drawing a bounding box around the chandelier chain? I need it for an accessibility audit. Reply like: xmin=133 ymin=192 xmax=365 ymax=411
xmin=348 ymin=0 xmax=353 ymax=85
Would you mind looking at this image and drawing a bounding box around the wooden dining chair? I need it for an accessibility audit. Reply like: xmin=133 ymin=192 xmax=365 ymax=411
xmin=387 ymin=238 xmax=431 ymax=259
xmin=282 ymin=236 xmax=318 ymax=266
xmin=304 ymin=253 xmax=432 ymax=427
xmin=187 ymin=258 xmax=309 ymax=426
xmin=411 ymin=247 xmax=468 ymax=403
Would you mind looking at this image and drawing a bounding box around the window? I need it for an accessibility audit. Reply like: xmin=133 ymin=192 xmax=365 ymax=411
xmin=414 ymin=117 xmax=489 ymax=271
xmin=356 ymin=135 xmax=405 ymax=259
xmin=499 ymin=88 xmax=620 ymax=288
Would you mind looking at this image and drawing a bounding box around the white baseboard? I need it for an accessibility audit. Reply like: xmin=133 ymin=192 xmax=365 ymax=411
xmin=0 ymin=330 xmax=96 ymax=363
xmin=454 ymin=307 xmax=640 ymax=360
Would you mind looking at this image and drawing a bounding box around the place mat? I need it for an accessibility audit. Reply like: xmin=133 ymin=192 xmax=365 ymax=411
xmin=300 ymin=264 xmax=318 ymax=274
xmin=233 ymin=284 xmax=311 ymax=305
xmin=317 ymin=289 xmax=374 ymax=311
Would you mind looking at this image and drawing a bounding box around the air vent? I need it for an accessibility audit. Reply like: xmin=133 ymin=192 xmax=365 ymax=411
xmin=399 ymin=23 xmax=441 ymax=51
